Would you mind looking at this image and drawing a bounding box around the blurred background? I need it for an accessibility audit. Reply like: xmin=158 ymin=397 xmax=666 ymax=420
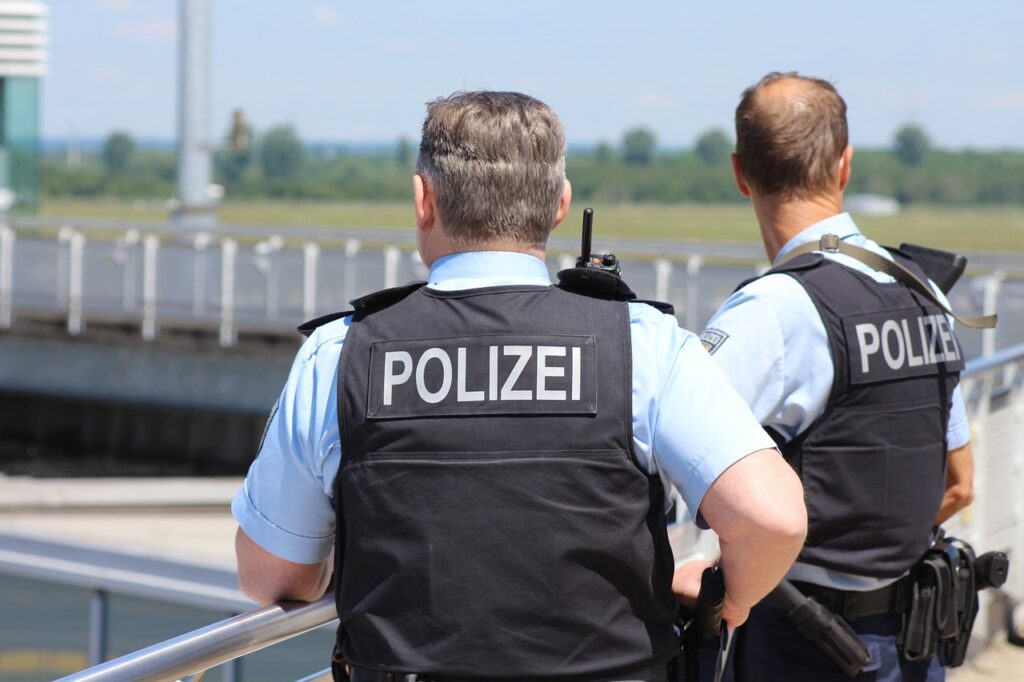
xmin=0 ymin=1 xmax=1022 ymax=680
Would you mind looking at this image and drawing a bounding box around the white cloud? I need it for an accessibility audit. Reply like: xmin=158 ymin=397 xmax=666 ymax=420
xmin=311 ymin=5 xmax=340 ymax=28
xmin=114 ymin=18 xmax=176 ymax=42
xmin=983 ymin=92 xmax=1024 ymax=111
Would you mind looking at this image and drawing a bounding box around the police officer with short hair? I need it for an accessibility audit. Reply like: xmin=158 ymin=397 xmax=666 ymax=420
xmin=232 ymin=91 xmax=807 ymax=682
xmin=702 ymin=73 xmax=975 ymax=682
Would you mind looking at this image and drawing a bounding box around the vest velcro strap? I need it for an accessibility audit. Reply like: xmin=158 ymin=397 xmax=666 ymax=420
xmin=776 ymin=236 xmax=997 ymax=329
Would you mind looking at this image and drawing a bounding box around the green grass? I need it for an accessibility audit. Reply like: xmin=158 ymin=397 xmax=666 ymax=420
xmin=37 ymin=199 xmax=1024 ymax=253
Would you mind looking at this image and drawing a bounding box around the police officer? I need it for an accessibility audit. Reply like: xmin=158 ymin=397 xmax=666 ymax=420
xmin=701 ymin=73 xmax=975 ymax=681
xmin=232 ymin=91 xmax=807 ymax=682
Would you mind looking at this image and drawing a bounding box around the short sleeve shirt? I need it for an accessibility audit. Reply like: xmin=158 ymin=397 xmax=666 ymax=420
xmin=701 ymin=213 xmax=970 ymax=589
xmin=233 ymin=251 xmax=775 ymax=563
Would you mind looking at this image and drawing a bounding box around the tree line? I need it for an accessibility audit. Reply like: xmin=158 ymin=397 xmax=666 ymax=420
xmin=40 ymin=123 xmax=1024 ymax=206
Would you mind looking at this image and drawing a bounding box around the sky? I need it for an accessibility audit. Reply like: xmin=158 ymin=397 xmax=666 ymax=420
xmin=42 ymin=0 xmax=1024 ymax=149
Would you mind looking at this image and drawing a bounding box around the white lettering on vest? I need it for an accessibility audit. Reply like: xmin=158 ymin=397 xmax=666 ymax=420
xmin=881 ymin=319 xmax=906 ymax=370
xmin=856 ymin=323 xmax=880 ymax=373
xmin=383 ymin=351 xmax=413 ymax=406
xmin=415 ymin=348 xmax=452 ymax=404
xmin=381 ymin=344 xmax=586 ymax=405
xmin=901 ymin=319 xmax=924 ymax=367
xmin=501 ymin=346 xmax=533 ymax=400
xmin=536 ymin=346 xmax=566 ymax=400
xmin=457 ymin=347 xmax=485 ymax=402
xmin=854 ymin=313 xmax=961 ymax=376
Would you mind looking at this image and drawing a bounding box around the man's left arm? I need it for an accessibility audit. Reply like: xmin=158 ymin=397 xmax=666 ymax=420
xmin=236 ymin=528 xmax=333 ymax=605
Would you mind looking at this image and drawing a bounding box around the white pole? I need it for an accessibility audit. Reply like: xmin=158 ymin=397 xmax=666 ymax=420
xmin=558 ymin=254 xmax=575 ymax=272
xmin=981 ymin=271 xmax=1005 ymax=358
xmin=142 ymin=235 xmax=160 ymax=340
xmin=383 ymin=245 xmax=401 ymax=289
xmin=344 ymin=239 xmax=361 ymax=303
xmin=192 ymin=232 xmax=211 ymax=315
xmin=303 ymin=242 xmax=320 ymax=321
xmin=68 ymin=231 xmax=86 ymax=335
xmin=654 ymin=258 xmax=672 ymax=303
xmin=121 ymin=229 xmax=140 ymax=310
xmin=685 ymin=255 xmax=703 ymax=332
xmin=0 ymin=224 xmax=13 ymax=328
xmin=220 ymin=239 xmax=237 ymax=346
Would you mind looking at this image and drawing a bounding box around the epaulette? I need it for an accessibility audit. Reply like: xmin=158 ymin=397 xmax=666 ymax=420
xmin=557 ymin=267 xmax=674 ymax=315
xmin=296 ymin=281 xmax=426 ymax=337
xmin=556 ymin=267 xmax=636 ymax=300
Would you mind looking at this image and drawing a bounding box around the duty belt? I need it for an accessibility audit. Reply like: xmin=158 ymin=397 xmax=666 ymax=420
xmin=346 ymin=661 xmax=672 ymax=682
xmin=779 ymin=578 xmax=913 ymax=622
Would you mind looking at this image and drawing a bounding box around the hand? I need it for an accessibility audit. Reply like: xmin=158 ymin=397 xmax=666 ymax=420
xmin=671 ymin=558 xmax=715 ymax=610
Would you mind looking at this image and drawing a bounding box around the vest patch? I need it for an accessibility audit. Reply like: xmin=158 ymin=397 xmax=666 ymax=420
xmin=843 ymin=308 xmax=965 ymax=385
xmin=366 ymin=334 xmax=597 ymax=419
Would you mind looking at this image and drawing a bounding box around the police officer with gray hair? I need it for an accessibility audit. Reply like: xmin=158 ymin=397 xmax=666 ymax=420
xmin=700 ymin=73 xmax=976 ymax=681
xmin=232 ymin=91 xmax=807 ymax=682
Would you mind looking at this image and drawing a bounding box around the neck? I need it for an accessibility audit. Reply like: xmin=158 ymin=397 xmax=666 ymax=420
xmin=751 ymin=192 xmax=844 ymax=262
xmin=421 ymin=233 xmax=547 ymax=268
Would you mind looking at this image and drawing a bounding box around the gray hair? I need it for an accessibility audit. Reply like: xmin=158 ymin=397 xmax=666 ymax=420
xmin=416 ymin=91 xmax=567 ymax=249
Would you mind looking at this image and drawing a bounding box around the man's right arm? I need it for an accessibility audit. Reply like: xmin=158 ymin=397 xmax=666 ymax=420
xmin=698 ymin=448 xmax=807 ymax=626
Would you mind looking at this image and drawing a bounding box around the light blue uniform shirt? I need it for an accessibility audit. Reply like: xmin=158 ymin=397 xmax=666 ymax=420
xmin=702 ymin=213 xmax=970 ymax=590
xmin=233 ymin=251 xmax=775 ymax=564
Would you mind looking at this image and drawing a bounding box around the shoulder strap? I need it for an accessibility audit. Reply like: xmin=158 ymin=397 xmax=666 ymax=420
xmin=776 ymin=235 xmax=996 ymax=329
xmin=296 ymin=281 xmax=426 ymax=337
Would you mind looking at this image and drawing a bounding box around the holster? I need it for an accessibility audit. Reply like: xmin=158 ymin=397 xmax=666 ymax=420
xmin=898 ymin=535 xmax=980 ymax=667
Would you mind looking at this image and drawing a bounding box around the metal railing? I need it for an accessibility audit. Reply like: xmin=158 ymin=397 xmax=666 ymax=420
xmin=57 ymin=597 xmax=336 ymax=682
xmin=2 ymin=216 xmax=1019 ymax=355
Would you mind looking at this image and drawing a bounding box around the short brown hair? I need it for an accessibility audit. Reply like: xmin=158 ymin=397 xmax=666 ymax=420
xmin=416 ymin=91 xmax=567 ymax=249
xmin=734 ymin=72 xmax=848 ymax=198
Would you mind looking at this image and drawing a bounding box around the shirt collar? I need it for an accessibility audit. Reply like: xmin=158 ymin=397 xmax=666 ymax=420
xmin=426 ymin=251 xmax=552 ymax=291
xmin=773 ymin=212 xmax=862 ymax=266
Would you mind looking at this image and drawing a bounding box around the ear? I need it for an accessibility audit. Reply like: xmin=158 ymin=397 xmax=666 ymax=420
xmin=731 ymin=153 xmax=752 ymax=197
xmin=552 ymin=179 xmax=573 ymax=230
xmin=413 ymin=174 xmax=435 ymax=232
xmin=838 ymin=145 xmax=854 ymax=192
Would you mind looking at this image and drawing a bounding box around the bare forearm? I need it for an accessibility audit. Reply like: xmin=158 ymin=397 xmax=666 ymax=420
xmin=936 ymin=443 xmax=974 ymax=525
xmin=235 ymin=528 xmax=333 ymax=605
xmin=699 ymin=449 xmax=807 ymax=624
xmin=718 ymin=523 xmax=804 ymax=612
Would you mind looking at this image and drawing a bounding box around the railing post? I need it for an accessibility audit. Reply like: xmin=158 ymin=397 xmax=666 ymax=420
xmin=88 ymin=589 xmax=109 ymax=666
xmin=654 ymin=258 xmax=672 ymax=303
xmin=344 ymin=239 xmax=361 ymax=303
xmin=558 ymin=254 xmax=575 ymax=272
xmin=142 ymin=235 xmax=159 ymax=341
xmin=193 ymin=232 xmax=212 ymax=315
xmin=303 ymin=242 xmax=320 ymax=321
xmin=0 ymin=223 xmax=13 ymax=328
xmin=981 ymin=271 xmax=1005 ymax=358
xmin=383 ymin=245 xmax=401 ymax=289
xmin=220 ymin=238 xmax=237 ymax=346
xmin=57 ymin=225 xmax=73 ymax=308
xmin=685 ymin=255 xmax=703 ymax=332
xmin=223 ymin=655 xmax=241 ymax=682
xmin=120 ymin=229 xmax=140 ymax=311
xmin=68 ymin=230 xmax=86 ymax=335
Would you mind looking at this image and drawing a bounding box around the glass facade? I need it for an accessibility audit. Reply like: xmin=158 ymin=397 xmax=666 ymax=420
xmin=0 ymin=76 xmax=40 ymax=214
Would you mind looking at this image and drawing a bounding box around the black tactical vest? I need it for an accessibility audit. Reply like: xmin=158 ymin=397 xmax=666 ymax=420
xmin=768 ymin=253 xmax=964 ymax=579
xmin=330 ymin=282 xmax=678 ymax=679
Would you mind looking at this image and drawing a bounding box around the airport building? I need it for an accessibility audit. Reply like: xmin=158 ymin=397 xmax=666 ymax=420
xmin=0 ymin=0 xmax=47 ymax=214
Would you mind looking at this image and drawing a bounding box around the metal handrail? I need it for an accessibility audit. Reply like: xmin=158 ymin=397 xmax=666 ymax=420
xmin=964 ymin=340 xmax=1024 ymax=374
xmin=56 ymin=595 xmax=337 ymax=682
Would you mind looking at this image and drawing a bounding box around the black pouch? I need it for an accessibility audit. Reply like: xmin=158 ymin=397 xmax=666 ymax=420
xmin=898 ymin=551 xmax=953 ymax=662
